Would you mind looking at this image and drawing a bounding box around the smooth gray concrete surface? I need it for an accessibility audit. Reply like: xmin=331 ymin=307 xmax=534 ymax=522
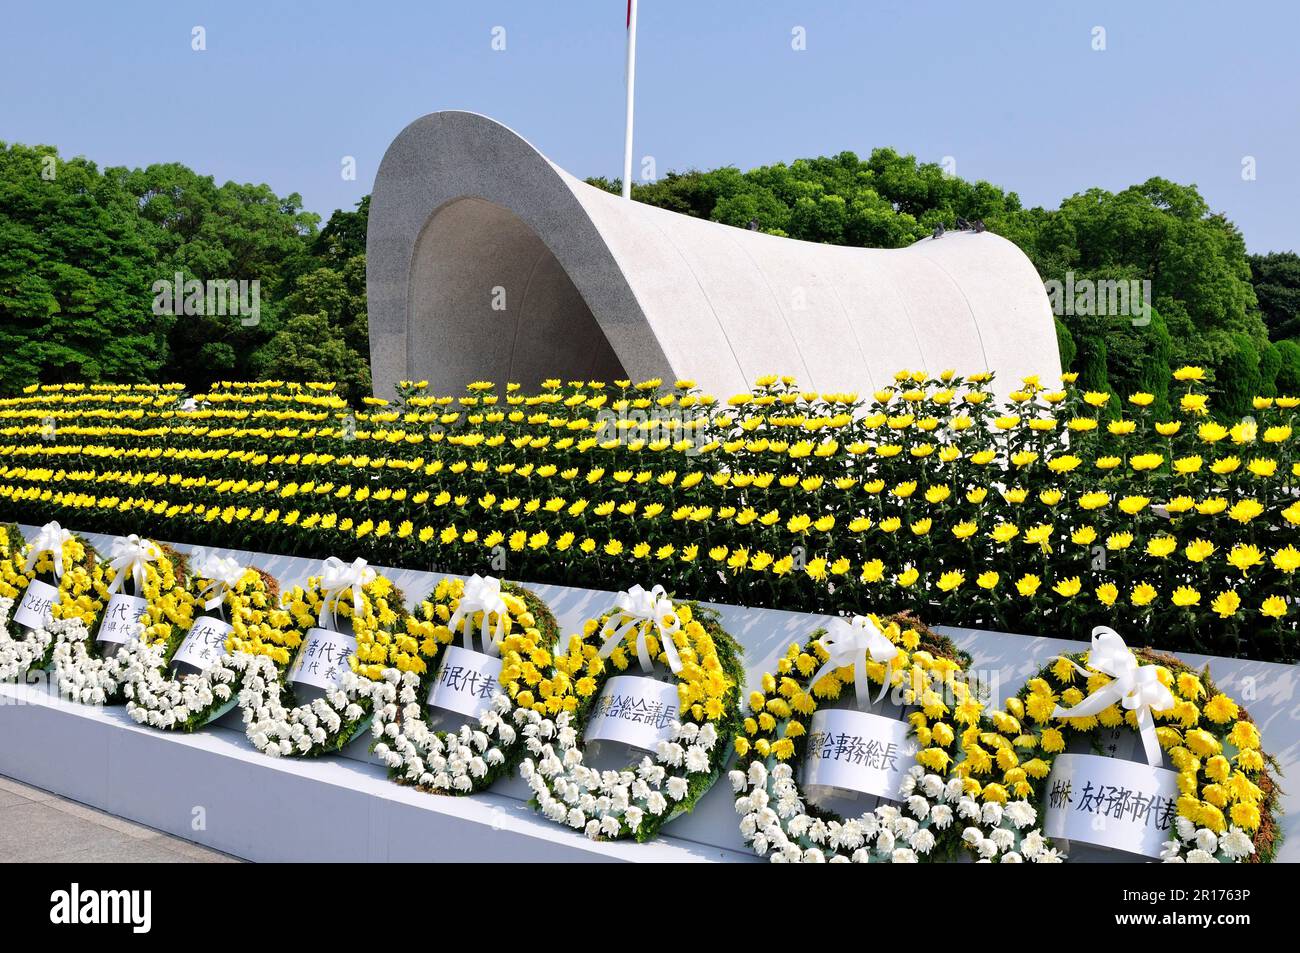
xmin=368 ymin=110 xmax=1062 ymax=400
xmin=0 ymin=774 xmax=240 ymax=863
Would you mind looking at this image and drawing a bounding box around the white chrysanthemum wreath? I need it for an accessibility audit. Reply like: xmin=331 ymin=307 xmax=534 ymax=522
xmin=0 ymin=598 xmax=49 ymax=682
xmin=959 ymin=627 xmax=1279 ymax=864
xmin=0 ymin=522 xmax=101 ymax=682
xmin=366 ymin=574 xmax=560 ymax=795
xmin=122 ymin=552 xmax=300 ymax=732
xmin=0 ymin=601 xmax=59 ymax=683
xmin=53 ymin=535 xmax=191 ymax=706
xmin=518 ymin=585 xmax=744 ymax=842
xmin=239 ymin=557 xmax=402 ymax=757
xmin=730 ymin=612 xmax=998 ymax=862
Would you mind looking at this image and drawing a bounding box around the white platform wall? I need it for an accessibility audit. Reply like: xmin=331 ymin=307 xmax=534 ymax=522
xmin=2 ymin=526 xmax=1295 ymax=862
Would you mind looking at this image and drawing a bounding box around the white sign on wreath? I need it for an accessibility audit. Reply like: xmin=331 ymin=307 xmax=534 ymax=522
xmin=426 ymin=644 xmax=504 ymax=721
xmin=13 ymin=578 xmax=59 ymax=630
xmin=1042 ymin=752 xmax=1182 ymax=858
xmin=802 ymin=707 xmax=917 ymax=802
xmin=287 ymin=627 xmax=357 ymax=691
xmin=172 ymin=615 xmax=234 ymax=671
xmin=583 ymin=674 xmax=681 ymax=754
xmin=97 ymin=593 xmax=148 ymax=645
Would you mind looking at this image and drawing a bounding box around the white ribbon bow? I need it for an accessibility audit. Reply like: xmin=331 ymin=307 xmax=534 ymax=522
xmin=106 ymin=535 xmax=162 ymax=595
xmin=596 ymin=584 xmax=683 ymax=674
xmin=317 ymin=556 xmax=376 ymax=628
xmin=191 ymin=548 xmax=247 ymax=612
xmin=24 ymin=521 xmax=74 ymax=580
xmin=811 ymin=615 xmax=900 ymax=709
xmin=1051 ymin=626 xmax=1175 ymax=768
xmin=447 ymin=574 xmax=509 ymax=657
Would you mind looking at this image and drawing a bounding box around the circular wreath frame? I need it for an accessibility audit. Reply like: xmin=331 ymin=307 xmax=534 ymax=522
xmin=122 ymin=566 xmax=297 ymax=732
xmin=731 ymin=612 xmax=984 ymax=862
xmin=951 ymin=647 xmax=1281 ymax=863
xmin=240 ymin=570 xmax=406 ymax=758
xmin=0 ymin=528 xmax=100 ymax=682
xmin=52 ymin=540 xmax=190 ymax=706
xmin=519 ymin=598 xmax=745 ymax=843
xmin=367 ymin=576 xmax=560 ymax=795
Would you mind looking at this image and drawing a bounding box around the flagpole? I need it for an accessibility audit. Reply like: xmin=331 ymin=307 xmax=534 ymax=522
xmin=622 ymin=0 xmax=638 ymax=199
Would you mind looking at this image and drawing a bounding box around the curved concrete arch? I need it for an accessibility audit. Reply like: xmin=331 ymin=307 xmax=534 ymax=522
xmin=368 ymin=110 xmax=1061 ymax=400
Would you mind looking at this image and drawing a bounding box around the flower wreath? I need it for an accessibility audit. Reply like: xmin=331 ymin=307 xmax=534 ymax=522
xmin=518 ymin=585 xmax=745 ymax=842
xmin=0 ymin=522 xmax=100 ymax=682
xmin=730 ymin=613 xmax=985 ymax=862
xmin=52 ymin=535 xmax=191 ymax=706
xmin=121 ymin=552 xmax=300 ymax=732
xmin=367 ymin=574 xmax=560 ymax=795
xmin=951 ymin=626 xmax=1280 ymax=863
xmin=239 ymin=557 xmax=405 ymax=757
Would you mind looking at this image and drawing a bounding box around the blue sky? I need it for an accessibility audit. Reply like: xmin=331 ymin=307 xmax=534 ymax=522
xmin=2 ymin=1 xmax=1296 ymax=252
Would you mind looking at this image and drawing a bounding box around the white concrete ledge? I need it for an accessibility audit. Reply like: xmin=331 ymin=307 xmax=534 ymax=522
xmin=4 ymin=524 xmax=1296 ymax=862
xmin=0 ymin=679 xmax=751 ymax=863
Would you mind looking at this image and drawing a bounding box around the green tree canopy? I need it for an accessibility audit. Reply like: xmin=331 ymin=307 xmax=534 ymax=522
xmin=252 ymin=310 xmax=371 ymax=400
xmin=0 ymin=144 xmax=380 ymax=399
xmin=1249 ymin=251 xmax=1300 ymax=342
xmin=312 ymin=195 xmax=369 ymax=265
xmin=0 ymin=143 xmax=173 ymax=390
xmin=112 ymin=161 xmax=320 ymax=387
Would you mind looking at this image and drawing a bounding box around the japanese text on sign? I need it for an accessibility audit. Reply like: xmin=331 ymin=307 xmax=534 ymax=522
xmin=802 ymin=707 xmax=916 ymax=802
xmin=1043 ymin=753 xmax=1182 ymax=858
xmin=426 ymin=644 xmax=505 ymax=721
xmin=288 ymin=627 xmax=357 ymax=691
xmin=14 ymin=578 xmax=59 ymax=630
xmin=583 ymin=675 xmax=681 ymax=753
xmin=97 ymin=593 xmax=148 ymax=645
xmin=172 ymin=615 xmax=233 ymax=670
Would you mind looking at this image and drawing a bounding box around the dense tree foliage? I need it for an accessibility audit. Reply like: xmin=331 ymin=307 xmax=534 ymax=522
xmin=252 ymin=253 xmax=370 ymax=391
xmin=0 ymin=143 xmax=372 ymax=399
xmin=1250 ymin=251 xmax=1300 ymax=342
xmin=0 ymin=143 xmax=170 ymax=387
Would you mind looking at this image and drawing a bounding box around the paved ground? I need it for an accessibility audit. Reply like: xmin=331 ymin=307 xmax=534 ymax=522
xmin=0 ymin=774 xmax=241 ymax=863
